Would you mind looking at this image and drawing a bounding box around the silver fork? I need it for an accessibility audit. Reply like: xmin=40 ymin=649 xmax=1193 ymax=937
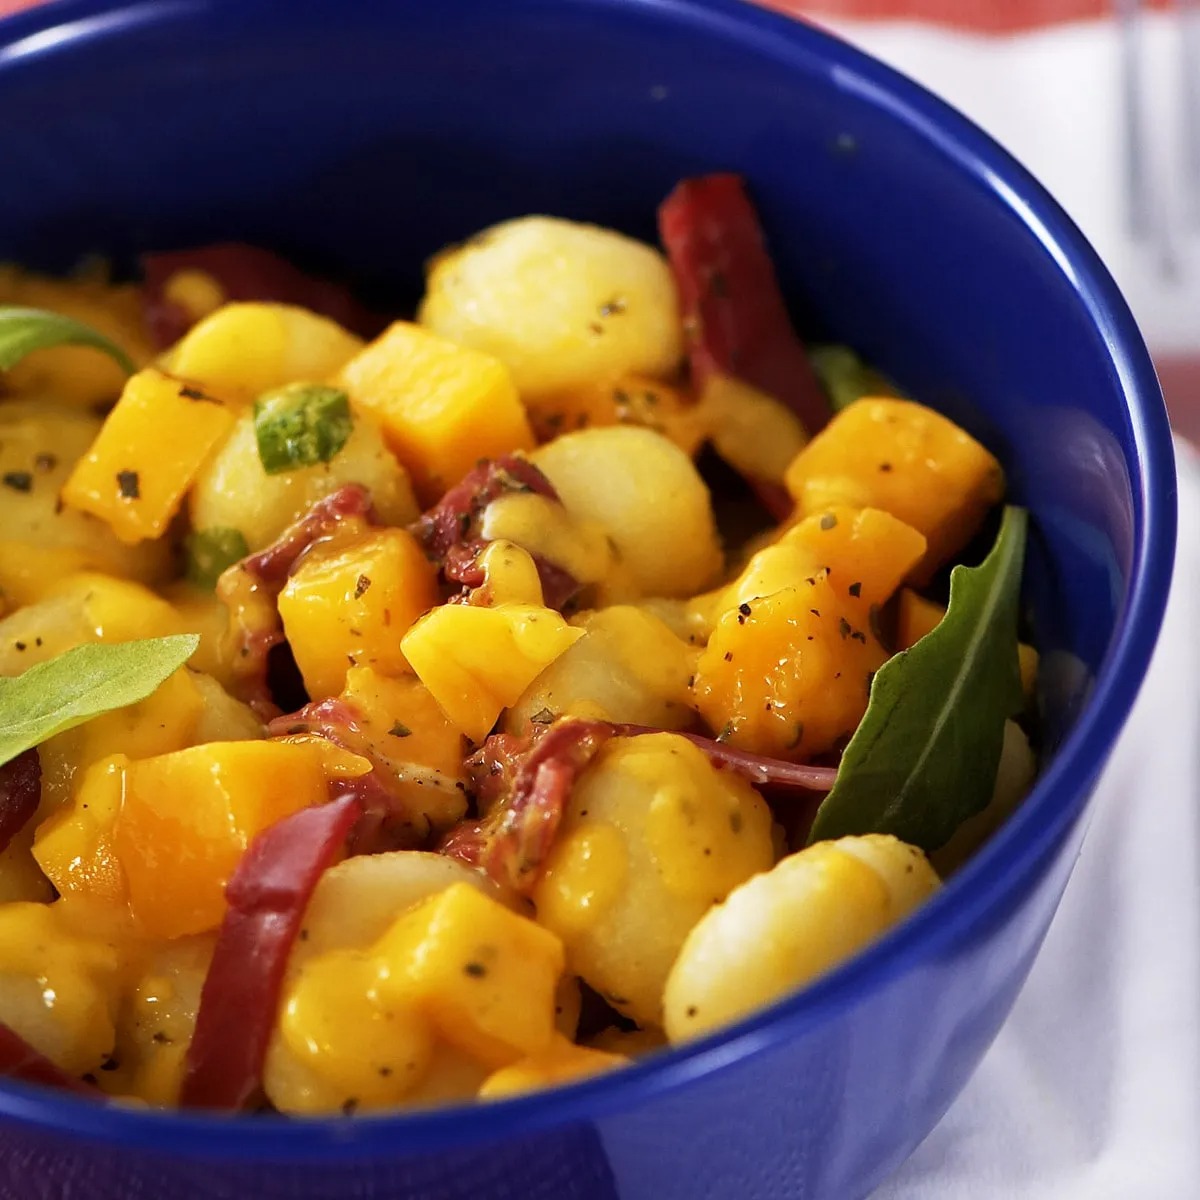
xmin=1117 ymin=0 xmax=1200 ymax=279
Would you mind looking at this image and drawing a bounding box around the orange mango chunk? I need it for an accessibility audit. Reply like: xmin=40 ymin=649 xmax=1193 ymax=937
xmin=113 ymin=741 xmax=335 ymax=938
xmin=401 ymin=603 xmax=584 ymax=741
xmin=278 ymin=527 xmax=439 ymax=700
xmin=375 ymin=883 xmax=564 ymax=1069
xmin=336 ymin=321 xmax=534 ymax=502
xmin=783 ymin=398 xmax=1004 ymax=580
xmin=61 ymin=367 xmax=236 ymax=543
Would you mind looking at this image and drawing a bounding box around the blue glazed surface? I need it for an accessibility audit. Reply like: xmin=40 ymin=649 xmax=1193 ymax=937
xmin=0 ymin=0 xmax=1176 ymax=1196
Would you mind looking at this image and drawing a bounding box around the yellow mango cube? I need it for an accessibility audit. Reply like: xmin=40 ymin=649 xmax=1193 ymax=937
xmin=377 ymin=883 xmax=564 ymax=1068
xmin=341 ymin=667 xmax=465 ymax=781
xmin=163 ymin=302 xmax=364 ymax=402
xmin=34 ymin=754 xmax=130 ymax=906
xmin=783 ymin=398 xmax=1005 ymax=580
xmin=278 ymin=528 xmax=439 ymax=700
xmin=337 ymin=321 xmax=534 ymax=502
xmin=693 ymin=577 xmax=890 ymax=760
xmin=401 ymin=603 xmax=585 ymax=741
xmin=478 ymin=1034 xmax=627 ymax=1099
xmin=61 ymin=367 xmax=236 ymax=543
xmin=113 ymin=740 xmax=332 ymax=938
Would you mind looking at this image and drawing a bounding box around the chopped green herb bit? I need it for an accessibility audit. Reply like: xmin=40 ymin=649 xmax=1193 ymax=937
xmin=809 ymin=344 xmax=905 ymax=413
xmin=253 ymin=383 xmax=353 ymax=475
xmin=186 ymin=527 xmax=250 ymax=590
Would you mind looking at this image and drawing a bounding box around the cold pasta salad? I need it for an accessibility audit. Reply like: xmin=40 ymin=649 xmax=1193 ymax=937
xmin=0 ymin=174 xmax=1036 ymax=1114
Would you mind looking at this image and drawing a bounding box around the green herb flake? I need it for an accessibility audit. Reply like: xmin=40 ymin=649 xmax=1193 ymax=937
xmin=807 ymin=506 xmax=1028 ymax=852
xmin=185 ymin=527 xmax=250 ymax=590
xmin=253 ymin=383 xmax=354 ymax=475
xmin=0 ymin=634 xmax=200 ymax=768
xmin=0 ymin=306 xmax=136 ymax=376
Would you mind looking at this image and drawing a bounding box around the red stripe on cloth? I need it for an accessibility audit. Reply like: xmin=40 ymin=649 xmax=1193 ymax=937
xmin=759 ymin=1 xmax=1167 ymax=35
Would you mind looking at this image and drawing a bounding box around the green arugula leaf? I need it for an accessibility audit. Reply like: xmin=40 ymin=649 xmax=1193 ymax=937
xmin=807 ymin=506 xmax=1027 ymax=851
xmin=0 ymin=306 xmax=136 ymax=375
xmin=0 ymin=635 xmax=200 ymax=768
xmin=809 ymin=343 xmax=906 ymax=413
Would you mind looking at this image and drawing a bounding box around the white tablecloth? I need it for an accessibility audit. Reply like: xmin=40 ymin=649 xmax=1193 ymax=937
xmin=876 ymin=439 xmax=1200 ymax=1198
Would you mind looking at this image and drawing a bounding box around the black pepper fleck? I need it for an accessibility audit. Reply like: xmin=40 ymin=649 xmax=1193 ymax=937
xmin=464 ymin=961 xmax=487 ymax=978
xmin=354 ymin=574 xmax=372 ymax=599
xmin=2 ymin=471 xmax=32 ymax=493
xmin=389 ymin=722 xmax=412 ymax=738
xmin=116 ymin=470 xmax=140 ymax=499
xmin=848 ymin=582 xmax=862 ymax=598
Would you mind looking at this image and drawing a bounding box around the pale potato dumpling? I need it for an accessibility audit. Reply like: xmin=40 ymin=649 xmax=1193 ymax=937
xmin=189 ymin=407 xmax=418 ymax=551
xmin=531 ymin=427 xmax=723 ymax=598
xmin=930 ymin=721 xmax=1036 ymax=876
xmin=418 ymin=216 xmax=683 ymax=399
xmin=294 ymin=851 xmax=510 ymax=962
xmin=162 ymin=301 xmax=364 ymax=401
xmin=264 ymin=852 xmax=510 ymax=1115
xmin=99 ymin=934 xmax=214 ymax=1106
xmin=0 ymin=900 xmax=127 ymax=1076
xmin=504 ymin=606 xmax=698 ymax=734
xmin=0 ymin=401 xmax=172 ymax=586
xmin=533 ymin=733 xmax=776 ymax=1028
xmin=663 ymin=834 xmax=939 ymax=1043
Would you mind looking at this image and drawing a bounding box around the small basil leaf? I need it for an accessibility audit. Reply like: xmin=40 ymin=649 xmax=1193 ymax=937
xmin=809 ymin=344 xmax=905 ymax=413
xmin=186 ymin=527 xmax=250 ymax=590
xmin=0 ymin=635 xmax=200 ymax=768
xmin=807 ymin=505 xmax=1027 ymax=851
xmin=0 ymin=306 xmax=136 ymax=375
xmin=253 ymin=383 xmax=353 ymax=475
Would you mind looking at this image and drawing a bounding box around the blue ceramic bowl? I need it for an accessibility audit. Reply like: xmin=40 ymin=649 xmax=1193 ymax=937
xmin=0 ymin=1 xmax=1175 ymax=1197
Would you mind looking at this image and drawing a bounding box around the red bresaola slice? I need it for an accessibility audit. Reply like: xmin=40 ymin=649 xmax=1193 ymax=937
xmin=142 ymin=243 xmax=385 ymax=350
xmin=267 ymin=699 xmax=463 ymax=855
xmin=440 ymin=719 xmax=614 ymax=894
xmin=217 ymin=484 xmax=376 ymax=716
xmin=0 ymin=1023 xmax=98 ymax=1096
xmin=180 ymin=793 xmax=361 ymax=1111
xmin=659 ymin=174 xmax=830 ymax=437
xmin=410 ymin=456 xmax=581 ymax=611
xmin=614 ymin=724 xmax=838 ymax=793
xmin=0 ymin=749 xmax=41 ymax=855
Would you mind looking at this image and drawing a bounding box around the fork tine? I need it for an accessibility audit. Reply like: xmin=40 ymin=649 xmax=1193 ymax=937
xmin=1117 ymin=0 xmax=1154 ymax=241
xmin=1178 ymin=0 xmax=1200 ymax=226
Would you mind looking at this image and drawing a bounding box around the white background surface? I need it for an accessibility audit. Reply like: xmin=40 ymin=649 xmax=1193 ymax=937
xmin=824 ymin=13 xmax=1200 ymax=355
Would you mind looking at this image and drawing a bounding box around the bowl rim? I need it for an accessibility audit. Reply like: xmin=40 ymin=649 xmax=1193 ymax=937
xmin=0 ymin=0 xmax=1177 ymax=1161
